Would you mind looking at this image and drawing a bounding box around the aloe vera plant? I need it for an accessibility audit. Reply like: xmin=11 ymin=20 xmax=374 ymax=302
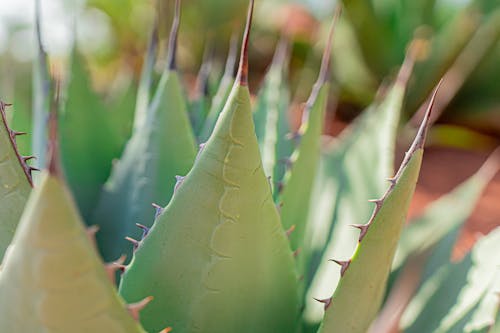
xmin=0 ymin=0 xmax=499 ymax=332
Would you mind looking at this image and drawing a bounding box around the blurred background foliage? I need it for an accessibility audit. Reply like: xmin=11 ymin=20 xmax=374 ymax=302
xmin=0 ymin=0 xmax=498 ymax=155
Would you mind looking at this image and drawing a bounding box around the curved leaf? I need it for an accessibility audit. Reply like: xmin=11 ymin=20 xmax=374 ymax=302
xmin=318 ymin=83 xmax=439 ymax=333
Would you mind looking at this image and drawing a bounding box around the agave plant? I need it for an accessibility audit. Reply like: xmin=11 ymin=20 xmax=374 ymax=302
xmin=0 ymin=0 xmax=498 ymax=333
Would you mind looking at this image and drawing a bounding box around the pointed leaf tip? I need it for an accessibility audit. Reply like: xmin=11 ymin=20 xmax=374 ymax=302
xmin=317 ymin=5 xmax=341 ymax=85
xmin=237 ymin=0 xmax=254 ymax=86
xmin=47 ymin=80 xmax=62 ymax=176
xmin=413 ymin=79 xmax=442 ymax=151
xmin=166 ymin=0 xmax=181 ymax=70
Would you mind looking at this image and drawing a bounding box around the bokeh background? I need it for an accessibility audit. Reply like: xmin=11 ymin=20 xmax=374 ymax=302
xmin=0 ymin=0 xmax=498 ymax=285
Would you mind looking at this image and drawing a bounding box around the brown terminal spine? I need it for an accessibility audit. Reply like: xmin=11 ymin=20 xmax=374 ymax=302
xmin=236 ymin=0 xmax=255 ymax=86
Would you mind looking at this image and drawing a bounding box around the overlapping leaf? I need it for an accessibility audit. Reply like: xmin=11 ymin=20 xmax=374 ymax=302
xmin=60 ymin=54 xmax=124 ymax=220
xmin=393 ymin=148 xmax=499 ymax=270
xmin=253 ymin=38 xmax=292 ymax=188
xmin=119 ymin=3 xmax=299 ymax=332
xmin=279 ymin=10 xmax=340 ymax=274
xmin=0 ymin=112 xmax=147 ymax=332
xmin=198 ymin=33 xmax=238 ymax=143
xmin=304 ymin=49 xmax=416 ymax=321
xmin=317 ymin=83 xmax=439 ymax=333
xmin=92 ymin=0 xmax=197 ymax=261
xmin=401 ymin=228 xmax=500 ymax=333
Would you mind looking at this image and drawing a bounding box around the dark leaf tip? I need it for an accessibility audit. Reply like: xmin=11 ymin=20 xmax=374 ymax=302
xmin=47 ymin=78 xmax=62 ymax=177
xmin=317 ymin=5 xmax=341 ymax=85
xmin=167 ymin=0 xmax=181 ymax=70
xmin=236 ymin=0 xmax=254 ymax=86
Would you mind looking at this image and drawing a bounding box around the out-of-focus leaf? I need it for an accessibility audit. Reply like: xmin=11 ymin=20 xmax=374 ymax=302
xmin=393 ymin=148 xmax=499 ymax=270
xmin=304 ymin=50 xmax=416 ymax=321
xmin=318 ymin=84 xmax=438 ymax=333
xmin=92 ymin=0 xmax=197 ymax=261
xmin=132 ymin=15 xmax=158 ymax=133
xmin=119 ymin=3 xmax=299 ymax=332
xmin=401 ymin=228 xmax=500 ymax=333
xmin=253 ymin=38 xmax=292 ymax=191
xmin=340 ymin=0 xmax=393 ymax=78
xmin=0 ymin=169 xmax=147 ymax=333
xmin=409 ymin=8 xmax=500 ymax=126
xmin=405 ymin=5 xmax=484 ymax=116
xmin=60 ymin=54 xmax=123 ymax=221
xmin=198 ymin=33 xmax=238 ymax=143
xmin=32 ymin=0 xmax=51 ymax=172
xmin=0 ymin=102 xmax=32 ymax=262
xmin=279 ymin=9 xmax=339 ymax=274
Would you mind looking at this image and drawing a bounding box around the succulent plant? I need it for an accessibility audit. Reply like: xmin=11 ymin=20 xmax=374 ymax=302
xmin=0 ymin=0 xmax=498 ymax=333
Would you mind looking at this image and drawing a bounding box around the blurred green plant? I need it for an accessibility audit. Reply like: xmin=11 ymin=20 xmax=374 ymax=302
xmin=0 ymin=0 xmax=499 ymax=332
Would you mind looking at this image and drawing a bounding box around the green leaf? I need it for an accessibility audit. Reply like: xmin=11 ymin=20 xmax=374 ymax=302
xmin=393 ymin=148 xmax=500 ymax=270
xmin=0 ymin=115 xmax=147 ymax=333
xmin=304 ymin=49 xmax=416 ymax=321
xmin=317 ymin=83 xmax=439 ymax=333
xmin=32 ymin=0 xmax=51 ymax=172
xmin=60 ymin=54 xmax=123 ymax=220
xmin=92 ymin=0 xmax=197 ymax=261
xmin=253 ymin=38 xmax=292 ymax=191
xmin=119 ymin=3 xmax=299 ymax=332
xmin=0 ymin=102 xmax=32 ymax=262
xmin=133 ymin=14 xmax=159 ymax=133
xmin=401 ymin=228 xmax=500 ymax=333
xmin=405 ymin=6 xmax=483 ymax=116
xmin=198 ymin=33 xmax=238 ymax=143
xmin=279 ymin=9 xmax=339 ymax=270
xmin=190 ymin=42 xmax=215 ymax=135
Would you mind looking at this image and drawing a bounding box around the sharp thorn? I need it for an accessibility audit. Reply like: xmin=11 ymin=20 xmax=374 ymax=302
xmin=22 ymin=155 xmax=36 ymax=162
xmin=105 ymin=255 xmax=127 ymax=285
xmin=29 ymin=167 xmax=41 ymax=174
xmin=368 ymin=198 xmax=383 ymax=208
xmin=174 ymin=175 xmax=185 ymax=193
xmin=329 ymin=259 xmax=351 ymax=277
xmin=11 ymin=130 xmax=27 ymax=137
xmin=127 ymin=296 xmax=154 ymax=321
xmin=125 ymin=237 xmax=140 ymax=250
xmin=136 ymin=223 xmax=150 ymax=239
xmin=349 ymin=223 xmax=370 ymax=242
xmin=386 ymin=177 xmax=396 ymax=184
xmin=286 ymin=225 xmax=296 ymax=238
xmin=85 ymin=225 xmax=100 ymax=249
xmin=152 ymin=203 xmax=164 ymax=219
xmin=313 ymin=297 xmax=332 ymax=310
xmin=159 ymin=327 xmax=173 ymax=333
